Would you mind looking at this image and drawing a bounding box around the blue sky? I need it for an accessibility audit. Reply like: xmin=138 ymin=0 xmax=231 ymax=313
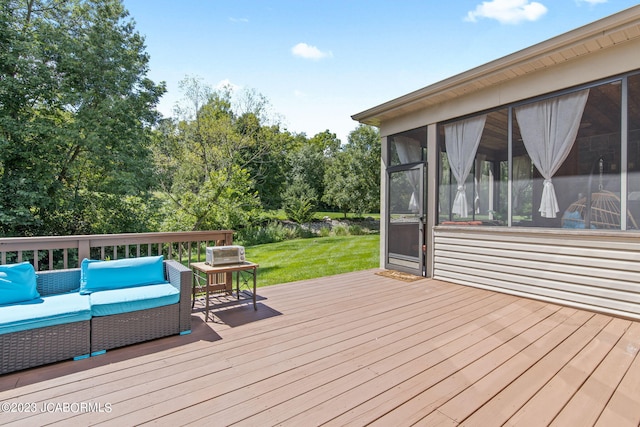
xmin=122 ymin=0 xmax=639 ymax=143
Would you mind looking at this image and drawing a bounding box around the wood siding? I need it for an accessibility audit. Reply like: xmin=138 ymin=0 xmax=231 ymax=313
xmin=433 ymin=226 xmax=640 ymax=320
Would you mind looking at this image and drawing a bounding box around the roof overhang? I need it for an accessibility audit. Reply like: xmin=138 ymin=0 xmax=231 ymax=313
xmin=352 ymin=5 xmax=640 ymax=127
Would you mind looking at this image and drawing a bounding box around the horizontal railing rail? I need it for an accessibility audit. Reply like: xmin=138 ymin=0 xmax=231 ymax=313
xmin=0 ymin=230 xmax=234 ymax=271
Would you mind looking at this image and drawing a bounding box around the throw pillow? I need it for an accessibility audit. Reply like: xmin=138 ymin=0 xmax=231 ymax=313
xmin=0 ymin=262 xmax=40 ymax=305
xmin=80 ymin=255 xmax=167 ymax=294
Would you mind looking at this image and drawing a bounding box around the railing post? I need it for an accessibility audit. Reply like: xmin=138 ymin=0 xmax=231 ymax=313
xmin=78 ymin=240 xmax=90 ymax=267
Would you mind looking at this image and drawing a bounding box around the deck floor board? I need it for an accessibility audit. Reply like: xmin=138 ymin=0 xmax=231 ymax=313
xmin=0 ymin=269 xmax=639 ymax=426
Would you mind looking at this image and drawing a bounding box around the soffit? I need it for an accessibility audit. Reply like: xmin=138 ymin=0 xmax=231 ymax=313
xmin=353 ymin=5 xmax=640 ymax=127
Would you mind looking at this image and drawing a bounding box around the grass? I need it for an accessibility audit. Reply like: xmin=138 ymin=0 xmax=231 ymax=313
xmin=246 ymin=234 xmax=380 ymax=287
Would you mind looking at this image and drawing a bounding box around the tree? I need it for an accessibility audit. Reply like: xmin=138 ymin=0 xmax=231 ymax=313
xmin=281 ymin=180 xmax=317 ymax=224
xmin=286 ymin=143 xmax=326 ymax=209
xmin=236 ymin=121 xmax=298 ymax=211
xmin=323 ymin=125 xmax=380 ymax=217
xmin=153 ymin=77 xmax=269 ymax=231
xmin=0 ymin=0 xmax=165 ymax=236
xmin=309 ymin=129 xmax=341 ymax=156
xmin=285 ymin=130 xmax=341 ymax=211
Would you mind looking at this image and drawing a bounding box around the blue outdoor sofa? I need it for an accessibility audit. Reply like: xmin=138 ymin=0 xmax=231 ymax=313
xmin=0 ymin=256 xmax=192 ymax=374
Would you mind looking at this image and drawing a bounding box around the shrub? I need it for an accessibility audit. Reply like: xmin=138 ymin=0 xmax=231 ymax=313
xmin=348 ymin=224 xmax=366 ymax=235
xmin=332 ymin=224 xmax=349 ymax=236
xmin=318 ymin=227 xmax=331 ymax=237
xmin=236 ymin=221 xmax=314 ymax=246
xmin=236 ymin=221 xmax=291 ymax=246
xmin=281 ymin=181 xmax=317 ymax=224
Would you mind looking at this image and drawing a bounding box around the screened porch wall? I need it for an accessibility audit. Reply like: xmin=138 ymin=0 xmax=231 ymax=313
xmin=433 ymin=226 xmax=640 ymax=320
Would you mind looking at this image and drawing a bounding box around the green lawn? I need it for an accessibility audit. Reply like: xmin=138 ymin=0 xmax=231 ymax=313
xmin=246 ymin=234 xmax=380 ymax=287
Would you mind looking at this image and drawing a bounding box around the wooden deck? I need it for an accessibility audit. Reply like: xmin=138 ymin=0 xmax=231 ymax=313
xmin=1 ymin=269 xmax=640 ymax=426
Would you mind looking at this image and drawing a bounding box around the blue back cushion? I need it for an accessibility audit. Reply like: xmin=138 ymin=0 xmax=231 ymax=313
xmin=80 ymin=256 xmax=167 ymax=295
xmin=0 ymin=262 xmax=40 ymax=305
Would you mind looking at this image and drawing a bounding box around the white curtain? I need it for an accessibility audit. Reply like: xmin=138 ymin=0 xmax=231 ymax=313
xmin=444 ymin=115 xmax=487 ymax=217
xmin=515 ymin=89 xmax=589 ymax=218
xmin=394 ymin=136 xmax=422 ymax=212
xmin=512 ymin=155 xmax=531 ymax=212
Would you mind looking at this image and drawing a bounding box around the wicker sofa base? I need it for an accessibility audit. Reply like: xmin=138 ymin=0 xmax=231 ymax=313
xmin=0 ymin=321 xmax=91 ymax=375
xmin=90 ymin=303 xmax=180 ymax=354
xmin=1 ymin=260 xmax=191 ymax=374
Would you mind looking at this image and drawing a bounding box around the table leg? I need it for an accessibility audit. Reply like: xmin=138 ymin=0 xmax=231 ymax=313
xmin=205 ymin=272 xmax=212 ymax=322
xmin=236 ymin=270 xmax=240 ymax=300
xmin=253 ymin=267 xmax=257 ymax=310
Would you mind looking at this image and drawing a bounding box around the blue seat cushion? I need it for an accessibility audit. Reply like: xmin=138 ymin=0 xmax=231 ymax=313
xmin=0 ymin=293 xmax=91 ymax=335
xmin=562 ymin=210 xmax=596 ymax=229
xmin=0 ymin=262 xmax=40 ymax=305
xmin=80 ymin=255 xmax=167 ymax=294
xmin=89 ymin=283 xmax=180 ymax=317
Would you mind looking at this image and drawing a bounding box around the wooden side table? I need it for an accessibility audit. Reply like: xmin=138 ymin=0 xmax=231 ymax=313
xmin=190 ymin=261 xmax=259 ymax=321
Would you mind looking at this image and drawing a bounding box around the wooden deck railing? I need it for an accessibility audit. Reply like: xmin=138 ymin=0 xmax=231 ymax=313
xmin=0 ymin=230 xmax=234 ymax=271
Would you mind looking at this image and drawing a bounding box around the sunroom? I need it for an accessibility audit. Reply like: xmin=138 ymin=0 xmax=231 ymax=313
xmin=353 ymin=5 xmax=640 ymax=320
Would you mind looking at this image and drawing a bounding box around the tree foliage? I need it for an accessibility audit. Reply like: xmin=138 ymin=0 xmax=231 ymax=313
xmin=153 ymin=78 xmax=382 ymax=231
xmin=287 ymin=130 xmax=341 ymax=211
xmin=153 ymin=77 xmax=270 ymax=231
xmin=0 ymin=0 xmax=165 ymax=236
xmin=323 ymin=125 xmax=381 ymax=217
xmin=1 ymin=1 xmax=382 ymax=238
xmin=282 ymin=180 xmax=317 ymax=224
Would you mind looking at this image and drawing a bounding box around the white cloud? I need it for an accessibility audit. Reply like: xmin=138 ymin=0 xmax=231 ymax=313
xmin=216 ymin=78 xmax=242 ymax=92
xmin=576 ymin=0 xmax=607 ymax=4
xmin=293 ymin=89 xmax=307 ymax=98
xmin=291 ymin=42 xmax=333 ymax=60
xmin=229 ymin=17 xmax=249 ymax=23
xmin=465 ymin=0 xmax=548 ymax=24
